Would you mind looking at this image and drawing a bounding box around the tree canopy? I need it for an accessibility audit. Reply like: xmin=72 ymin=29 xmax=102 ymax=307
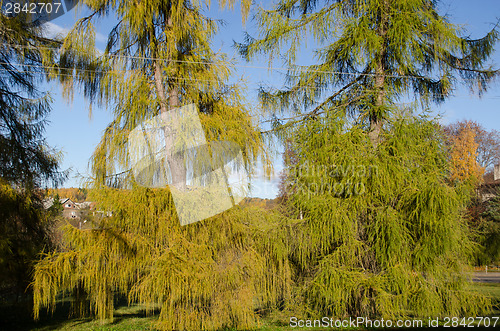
xmin=0 ymin=10 xmax=63 ymax=188
xmin=445 ymin=120 xmax=500 ymax=172
xmin=237 ymin=0 xmax=499 ymax=145
xmin=32 ymin=0 xmax=282 ymax=328
xmin=236 ymin=0 xmax=499 ymax=321
xmin=30 ymin=1 xmax=499 ymax=329
xmin=0 ymin=9 xmax=63 ymax=304
xmin=50 ymin=0 xmax=262 ymax=187
xmin=276 ymin=112 xmax=489 ymax=318
xmin=446 ymin=122 xmax=485 ymax=183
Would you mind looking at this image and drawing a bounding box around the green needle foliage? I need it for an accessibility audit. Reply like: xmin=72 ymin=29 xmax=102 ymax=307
xmin=31 ymin=1 xmax=497 ymax=328
xmin=53 ymin=0 xmax=261 ymax=185
xmin=279 ymin=112 xmax=490 ymax=319
xmin=237 ymin=0 xmax=499 ymax=145
xmin=0 ymin=10 xmax=62 ymax=188
xmin=0 ymin=8 xmax=63 ymax=301
xmin=33 ymin=187 xmax=293 ymax=329
xmin=234 ymin=0 xmax=498 ymax=318
xmin=32 ymin=1 xmax=288 ymax=329
xmin=474 ymin=194 xmax=500 ymax=265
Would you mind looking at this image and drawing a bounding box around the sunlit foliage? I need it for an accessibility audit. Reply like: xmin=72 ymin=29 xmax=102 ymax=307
xmin=32 ymin=0 xmax=280 ymax=329
xmin=445 ymin=120 xmax=500 ymax=172
xmin=45 ymin=188 xmax=88 ymax=202
xmin=237 ymin=0 xmax=499 ymax=145
xmin=53 ymin=0 xmax=264 ymax=184
xmin=31 ymin=1 xmax=498 ymax=329
xmin=33 ymin=187 xmax=292 ymax=329
xmin=278 ymin=113 xmax=490 ymax=319
xmin=446 ymin=122 xmax=485 ymax=183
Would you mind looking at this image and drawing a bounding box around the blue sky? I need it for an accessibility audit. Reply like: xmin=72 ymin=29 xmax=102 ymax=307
xmin=42 ymin=0 xmax=500 ymax=198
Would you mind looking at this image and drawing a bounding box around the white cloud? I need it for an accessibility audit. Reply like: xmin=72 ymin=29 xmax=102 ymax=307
xmin=43 ymin=22 xmax=107 ymax=44
xmin=95 ymin=32 xmax=107 ymax=43
xmin=43 ymin=22 xmax=69 ymax=39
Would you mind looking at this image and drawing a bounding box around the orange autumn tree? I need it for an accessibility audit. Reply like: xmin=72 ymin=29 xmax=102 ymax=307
xmin=447 ymin=123 xmax=485 ymax=182
xmin=46 ymin=188 xmax=88 ymax=202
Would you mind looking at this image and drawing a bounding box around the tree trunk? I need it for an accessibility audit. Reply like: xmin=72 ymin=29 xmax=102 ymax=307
xmin=167 ymin=84 xmax=187 ymax=191
xmin=368 ymin=0 xmax=389 ymax=147
xmin=152 ymin=33 xmax=187 ymax=191
xmin=368 ymin=66 xmax=384 ymax=147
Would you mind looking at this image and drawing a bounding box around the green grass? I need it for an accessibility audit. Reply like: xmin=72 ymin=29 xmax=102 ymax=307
xmin=2 ymin=282 xmax=499 ymax=331
xmin=32 ymin=304 xmax=157 ymax=331
xmin=471 ymin=282 xmax=500 ymax=315
xmin=0 ymin=299 xmax=158 ymax=331
xmin=472 ymin=282 xmax=500 ymax=299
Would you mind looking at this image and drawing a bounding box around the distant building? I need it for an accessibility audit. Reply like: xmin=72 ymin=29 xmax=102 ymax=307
xmin=42 ymin=197 xmax=96 ymax=220
xmin=480 ymin=164 xmax=500 ymax=201
xmin=42 ymin=197 xmax=114 ymax=231
xmin=42 ymin=197 xmax=56 ymax=209
xmin=60 ymin=198 xmax=81 ymax=220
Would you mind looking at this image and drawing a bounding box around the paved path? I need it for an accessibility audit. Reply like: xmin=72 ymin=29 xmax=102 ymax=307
xmin=473 ymin=272 xmax=500 ymax=283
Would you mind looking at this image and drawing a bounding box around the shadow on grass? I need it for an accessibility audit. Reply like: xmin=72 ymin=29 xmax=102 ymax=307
xmin=0 ymin=298 xmax=77 ymax=331
xmin=4 ymin=284 xmax=498 ymax=331
xmin=0 ymin=296 xmax=160 ymax=331
xmin=108 ymin=296 xmax=161 ymax=326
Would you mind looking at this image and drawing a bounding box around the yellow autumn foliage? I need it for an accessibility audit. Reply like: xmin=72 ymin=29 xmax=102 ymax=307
xmin=449 ymin=123 xmax=485 ymax=182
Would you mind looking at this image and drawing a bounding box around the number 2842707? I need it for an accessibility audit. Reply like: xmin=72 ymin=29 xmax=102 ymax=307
xmin=3 ymin=2 xmax=63 ymax=15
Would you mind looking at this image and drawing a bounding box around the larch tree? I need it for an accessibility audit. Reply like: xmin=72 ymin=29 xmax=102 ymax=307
xmin=32 ymin=1 xmax=291 ymax=330
xmin=236 ymin=0 xmax=498 ymax=320
xmin=30 ymin=0 xmax=500 ymax=327
xmin=273 ymin=111 xmax=492 ymax=320
xmin=237 ymin=0 xmax=499 ymax=145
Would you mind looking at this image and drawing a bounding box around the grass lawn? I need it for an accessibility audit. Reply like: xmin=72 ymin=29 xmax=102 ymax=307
xmin=3 ymin=283 xmax=499 ymax=331
xmin=472 ymin=282 xmax=500 ymax=300
xmin=31 ymin=305 xmax=158 ymax=331
xmin=0 ymin=299 xmax=157 ymax=331
xmin=471 ymin=282 xmax=500 ymax=315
